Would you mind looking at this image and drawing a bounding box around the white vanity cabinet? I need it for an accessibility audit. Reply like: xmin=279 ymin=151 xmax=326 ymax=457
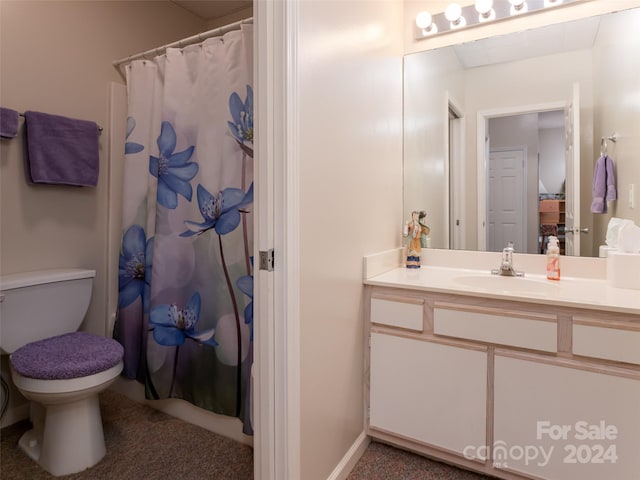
xmin=494 ymin=351 xmax=640 ymax=480
xmin=365 ymin=284 xmax=640 ymax=480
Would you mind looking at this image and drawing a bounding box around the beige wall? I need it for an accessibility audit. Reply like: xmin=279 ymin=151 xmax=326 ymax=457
xmin=297 ymin=1 xmax=404 ymax=478
xmin=0 ymin=1 xmax=206 ymax=338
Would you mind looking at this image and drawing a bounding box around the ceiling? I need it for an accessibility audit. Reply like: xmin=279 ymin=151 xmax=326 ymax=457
xmin=453 ymin=15 xmax=601 ymax=69
xmin=172 ymin=0 xmax=252 ymax=21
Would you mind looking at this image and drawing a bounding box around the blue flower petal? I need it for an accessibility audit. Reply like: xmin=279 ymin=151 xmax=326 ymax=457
xmin=157 ymin=178 xmax=179 ymax=209
xmin=244 ymin=302 xmax=253 ymax=325
xmin=216 ymin=209 xmax=241 ymax=235
xmin=184 ymin=292 xmax=201 ymax=319
xmin=237 ymin=275 xmax=253 ymax=297
xmin=119 ymin=279 xmax=144 ymax=308
xmin=167 ymin=146 xmax=195 ymax=167
xmin=229 ymin=92 xmax=244 ymax=125
xmin=169 ymin=162 xmax=199 ymax=181
xmin=153 ymin=325 xmax=186 ymax=346
xmin=125 ymin=142 xmax=144 ymax=155
xmin=221 ymin=187 xmax=246 ymax=211
xmin=194 ymin=185 xmax=213 ymax=215
xmin=122 ymin=225 xmax=146 ymax=257
xmin=149 ymin=304 xmax=175 ymax=327
xmin=162 ymin=174 xmax=193 ymax=202
xmin=149 ymin=156 xmax=160 ymax=178
xmin=157 ymin=121 xmax=177 ymax=158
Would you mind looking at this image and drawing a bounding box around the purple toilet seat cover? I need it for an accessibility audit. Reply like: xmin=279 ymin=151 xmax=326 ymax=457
xmin=11 ymin=332 xmax=124 ymax=380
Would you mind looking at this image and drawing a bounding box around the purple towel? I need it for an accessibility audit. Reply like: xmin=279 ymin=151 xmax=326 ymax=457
xmin=11 ymin=332 xmax=123 ymax=380
xmin=0 ymin=107 xmax=19 ymax=138
xmin=590 ymin=155 xmax=617 ymax=214
xmin=24 ymin=111 xmax=99 ymax=187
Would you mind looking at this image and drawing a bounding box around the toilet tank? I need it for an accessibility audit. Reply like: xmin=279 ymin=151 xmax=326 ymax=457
xmin=0 ymin=269 xmax=96 ymax=354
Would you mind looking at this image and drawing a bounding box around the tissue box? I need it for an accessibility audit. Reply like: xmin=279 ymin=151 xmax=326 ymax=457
xmin=607 ymin=252 xmax=640 ymax=290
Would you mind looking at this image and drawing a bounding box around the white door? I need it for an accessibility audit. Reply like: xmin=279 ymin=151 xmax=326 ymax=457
xmin=487 ymin=148 xmax=526 ymax=253
xmin=564 ymin=83 xmax=581 ymax=255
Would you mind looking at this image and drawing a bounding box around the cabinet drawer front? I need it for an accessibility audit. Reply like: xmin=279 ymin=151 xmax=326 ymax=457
xmin=573 ymin=323 xmax=640 ymax=365
xmin=370 ymin=296 xmax=423 ymax=331
xmin=434 ymin=307 xmax=556 ymax=352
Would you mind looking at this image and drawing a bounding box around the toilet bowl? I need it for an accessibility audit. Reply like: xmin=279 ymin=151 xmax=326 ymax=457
xmin=0 ymin=269 xmax=124 ymax=476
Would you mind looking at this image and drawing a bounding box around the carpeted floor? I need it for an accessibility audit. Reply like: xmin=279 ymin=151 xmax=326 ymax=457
xmin=347 ymin=441 xmax=495 ymax=480
xmin=0 ymin=390 xmax=253 ymax=479
xmin=1 ymin=390 xmax=494 ymax=480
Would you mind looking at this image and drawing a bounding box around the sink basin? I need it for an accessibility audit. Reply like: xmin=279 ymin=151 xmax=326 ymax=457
xmin=454 ymin=274 xmax=559 ymax=296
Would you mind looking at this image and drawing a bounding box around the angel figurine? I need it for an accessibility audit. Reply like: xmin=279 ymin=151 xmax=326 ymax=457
xmin=404 ymin=210 xmax=430 ymax=268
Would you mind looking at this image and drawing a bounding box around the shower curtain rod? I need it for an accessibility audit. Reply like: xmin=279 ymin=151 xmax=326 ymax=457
xmin=112 ymin=17 xmax=253 ymax=71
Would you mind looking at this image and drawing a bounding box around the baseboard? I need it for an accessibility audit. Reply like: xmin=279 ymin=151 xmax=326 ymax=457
xmin=326 ymin=431 xmax=370 ymax=480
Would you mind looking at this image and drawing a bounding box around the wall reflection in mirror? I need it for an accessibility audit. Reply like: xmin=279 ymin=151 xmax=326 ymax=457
xmin=404 ymin=7 xmax=640 ymax=257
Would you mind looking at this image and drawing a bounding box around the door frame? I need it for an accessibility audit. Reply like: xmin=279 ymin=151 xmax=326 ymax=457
xmin=476 ymin=101 xmax=565 ymax=251
xmin=255 ymin=0 xmax=300 ymax=479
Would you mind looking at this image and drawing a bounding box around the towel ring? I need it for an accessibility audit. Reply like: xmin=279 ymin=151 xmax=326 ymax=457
xmin=600 ymin=137 xmax=608 ymax=156
xmin=600 ymin=133 xmax=618 ymax=156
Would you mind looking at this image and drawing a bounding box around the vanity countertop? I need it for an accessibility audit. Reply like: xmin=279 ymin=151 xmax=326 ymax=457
xmin=365 ymin=266 xmax=640 ymax=316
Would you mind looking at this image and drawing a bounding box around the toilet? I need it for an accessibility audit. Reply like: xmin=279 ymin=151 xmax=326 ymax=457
xmin=0 ymin=268 xmax=124 ymax=476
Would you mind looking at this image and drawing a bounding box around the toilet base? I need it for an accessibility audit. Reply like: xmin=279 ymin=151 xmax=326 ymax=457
xmin=19 ymin=394 xmax=107 ymax=476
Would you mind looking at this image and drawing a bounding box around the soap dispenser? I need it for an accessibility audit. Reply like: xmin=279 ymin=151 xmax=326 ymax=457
xmin=546 ymin=236 xmax=561 ymax=280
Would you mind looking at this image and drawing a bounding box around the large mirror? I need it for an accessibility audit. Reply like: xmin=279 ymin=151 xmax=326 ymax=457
xmin=404 ymin=7 xmax=640 ymax=257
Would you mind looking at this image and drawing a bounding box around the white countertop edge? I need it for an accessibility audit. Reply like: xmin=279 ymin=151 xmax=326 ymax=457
xmin=364 ymin=265 xmax=640 ymax=316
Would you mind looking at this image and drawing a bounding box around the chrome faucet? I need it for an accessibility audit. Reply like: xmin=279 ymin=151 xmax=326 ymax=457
xmin=491 ymin=242 xmax=524 ymax=277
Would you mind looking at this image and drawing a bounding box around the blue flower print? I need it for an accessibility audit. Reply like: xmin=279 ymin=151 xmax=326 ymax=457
xmin=149 ymin=121 xmax=199 ymax=209
xmin=227 ymin=85 xmax=253 ymax=157
xmin=149 ymin=292 xmax=217 ymax=347
xmin=125 ymin=117 xmax=144 ymax=155
xmin=237 ymin=270 xmax=253 ymax=341
xmin=118 ymin=225 xmax=153 ymax=311
xmin=180 ymin=183 xmax=254 ymax=238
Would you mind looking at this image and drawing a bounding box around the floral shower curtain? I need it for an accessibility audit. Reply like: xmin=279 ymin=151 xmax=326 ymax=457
xmin=114 ymin=25 xmax=254 ymax=434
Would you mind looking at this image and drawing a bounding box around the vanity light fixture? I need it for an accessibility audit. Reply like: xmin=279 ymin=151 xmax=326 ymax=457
xmin=476 ymin=0 xmax=496 ymax=22
xmin=509 ymin=0 xmax=528 ymax=15
xmin=445 ymin=3 xmax=467 ymax=29
xmin=415 ymin=11 xmax=438 ymax=35
xmin=415 ymin=0 xmax=577 ymax=39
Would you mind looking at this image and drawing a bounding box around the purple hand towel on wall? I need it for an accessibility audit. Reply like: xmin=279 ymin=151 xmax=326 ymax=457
xmin=590 ymin=155 xmax=617 ymax=214
xmin=0 ymin=107 xmax=19 ymax=138
xmin=24 ymin=110 xmax=99 ymax=187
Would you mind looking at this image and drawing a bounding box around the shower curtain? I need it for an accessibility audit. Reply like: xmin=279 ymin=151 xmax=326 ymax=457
xmin=114 ymin=24 xmax=254 ymax=434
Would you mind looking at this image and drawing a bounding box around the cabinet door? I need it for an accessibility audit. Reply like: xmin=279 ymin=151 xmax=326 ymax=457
xmin=369 ymin=332 xmax=487 ymax=456
xmin=494 ymin=353 xmax=640 ymax=480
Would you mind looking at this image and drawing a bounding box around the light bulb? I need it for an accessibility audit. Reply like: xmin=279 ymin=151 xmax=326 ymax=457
xmin=416 ymin=11 xmax=438 ymax=35
xmin=476 ymin=0 xmax=496 ymax=22
xmin=445 ymin=3 xmax=462 ymax=22
xmin=415 ymin=11 xmax=432 ymax=29
xmin=445 ymin=3 xmax=466 ymax=28
xmin=475 ymin=0 xmax=493 ymax=15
